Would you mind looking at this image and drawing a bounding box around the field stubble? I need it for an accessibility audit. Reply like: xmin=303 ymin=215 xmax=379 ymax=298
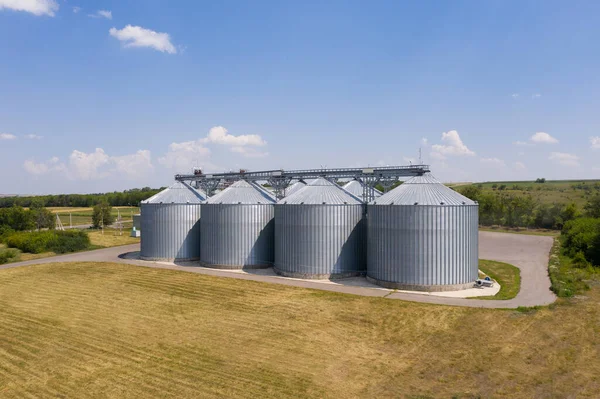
xmin=0 ymin=262 xmax=598 ymax=398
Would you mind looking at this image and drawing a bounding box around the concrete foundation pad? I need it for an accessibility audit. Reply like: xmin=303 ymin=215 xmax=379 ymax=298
xmin=366 ymin=276 xmax=477 ymax=292
xmin=140 ymin=256 xmax=199 ymax=262
xmin=148 ymin=258 xmax=499 ymax=298
xmin=273 ymin=267 xmax=364 ymax=280
xmin=198 ymin=261 xmax=272 ymax=270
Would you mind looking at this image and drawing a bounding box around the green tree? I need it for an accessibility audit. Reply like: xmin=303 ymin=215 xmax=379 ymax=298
xmin=584 ymin=195 xmax=600 ymax=218
xmin=459 ymin=186 xmax=481 ymax=201
xmin=1 ymin=206 xmax=35 ymax=231
xmin=29 ymin=199 xmax=55 ymax=230
xmin=92 ymin=201 xmax=115 ymax=228
xmin=561 ymin=202 xmax=580 ymax=224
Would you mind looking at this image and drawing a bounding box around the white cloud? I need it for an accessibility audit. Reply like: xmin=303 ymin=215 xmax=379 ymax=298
xmin=23 ymin=160 xmax=49 ymax=175
xmin=68 ymin=148 xmax=110 ymax=180
xmin=0 ymin=0 xmax=58 ymax=16
xmin=514 ymin=161 xmax=526 ymax=170
xmin=89 ymin=9 xmax=111 ymax=19
xmin=24 ymin=134 xmax=42 ymax=140
xmin=201 ymin=126 xmax=266 ymax=147
xmin=23 ymin=156 xmax=64 ymax=176
xmin=590 ymin=136 xmax=600 ymax=149
xmin=72 ymin=6 xmax=81 ymax=13
xmin=159 ymin=140 xmax=212 ymax=170
xmin=111 ymin=150 xmax=153 ymax=179
xmin=530 ymin=132 xmax=558 ymax=144
xmin=513 ymin=140 xmax=531 ymax=146
xmin=0 ymin=133 xmax=17 ymax=140
xmin=420 ymin=137 xmax=428 ymax=146
xmin=532 ymin=93 xmax=542 ymax=99
xmin=431 ymin=130 xmax=475 ymax=157
xmin=24 ymin=149 xmax=154 ymax=180
xmin=511 ymin=93 xmax=519 ymax=98
xmin=109 ymin=25 xmax=177 ymax=54
xmin=158 ymin=126 xmax=268 ymax=169
xmin=549 ymin=152 xmax=580 ymax=167
xmin=480 ymin=157 xmax=505 ymax=167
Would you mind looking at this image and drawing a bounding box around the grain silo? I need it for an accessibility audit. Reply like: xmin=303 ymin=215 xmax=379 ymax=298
xmin=200 ymin=180 xmax=276 ymax=269
xmin=342 ymin=180 xmax=382 ymax=202
xmin=284 ymin=181 xmax=306 ymax=197
xmin=274 ymin=177 xmax=366 ymax=279
xmin=140 ymin=181 xmax=205 ymax=261
xmin=367 ymin=173 xmax=478 ymax=291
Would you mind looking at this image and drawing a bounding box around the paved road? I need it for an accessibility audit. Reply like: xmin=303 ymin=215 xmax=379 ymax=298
xmin=2 ymin=231 xmax=556 ymax=308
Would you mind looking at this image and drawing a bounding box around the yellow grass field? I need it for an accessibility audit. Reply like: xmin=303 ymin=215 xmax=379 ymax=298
xmin=87 ymin=230 xmax=140 ymax=247
xmin=0 ymin=262 xmax=598 ymax=398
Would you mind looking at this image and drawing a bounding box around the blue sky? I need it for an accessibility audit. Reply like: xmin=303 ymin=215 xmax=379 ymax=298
xmin=1 ymin=0 xmax=600 ymax=194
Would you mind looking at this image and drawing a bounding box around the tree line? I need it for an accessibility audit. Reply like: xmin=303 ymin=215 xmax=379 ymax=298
xmin=0 ymin=187 xmax=163 ymax=208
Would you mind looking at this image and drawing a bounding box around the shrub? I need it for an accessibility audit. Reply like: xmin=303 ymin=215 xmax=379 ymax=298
xmin=572 ymin=251 xmax=591 ymax=269
xmin=0 ymin=248 xmax=19 ymax=265
xmin=5 ymin=230 xmax=90 ymax=254
xmin=52 ymin=230 xmax=90 ymax=254
xmin=561 ymin=218 xmax=600 ymax=266
xmin=0 ymin=225 xmax=15 ymax=242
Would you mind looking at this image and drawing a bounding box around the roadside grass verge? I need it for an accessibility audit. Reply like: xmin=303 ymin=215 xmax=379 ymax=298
xmin=549 ymin=237 xmax=600 ymax=298
xmin=475 ymin=259 xmax=521 ymax=300
xmin=479 ymin=226 xmax=559 ymax=237
xmin=0 ymin=262 xmax=599 ymax=398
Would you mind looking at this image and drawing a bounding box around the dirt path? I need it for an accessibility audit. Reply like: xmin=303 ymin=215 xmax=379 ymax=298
xmin=1 ymin=231 xmax=556 ymax=308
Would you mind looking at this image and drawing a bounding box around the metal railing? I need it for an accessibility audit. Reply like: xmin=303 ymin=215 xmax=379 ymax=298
xmin=175 ymin=164 xmax=430 ymax=200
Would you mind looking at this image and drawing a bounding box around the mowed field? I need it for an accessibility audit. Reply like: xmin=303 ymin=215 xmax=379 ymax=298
xmin=0 ymin=262 xmax=599 ymax=398
xmin=49 ymin=207 xmax=140 ymax=226
xmin=458 ymin=179 xmax=600 ymax=207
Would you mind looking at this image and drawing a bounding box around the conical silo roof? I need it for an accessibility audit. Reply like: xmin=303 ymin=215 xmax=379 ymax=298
xmin=279 ymin=177 xmax=362 ymax=204
xmin=205 ymin=180 xmax=276 ymax=204
xmin=371 ymin=173 xmax=475 ymax=205
xmin=142 ymin=181 xmax=206 ymax=204
xmin=342 ymin=180 xmax=382 ymax=198
xmin=285 ymin=181 xmax=307 ymax=197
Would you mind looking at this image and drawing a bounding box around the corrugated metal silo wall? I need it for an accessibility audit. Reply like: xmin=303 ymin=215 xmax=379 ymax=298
xmin=367 ymin=205 xmax=479 ymax=287
xmin=140 ymin=203 xmax=201 ymax=261
xmin=274 ymin=204 xmax=366 ymax=277
xmin=200 ymin=204 xmax=274 ymax=267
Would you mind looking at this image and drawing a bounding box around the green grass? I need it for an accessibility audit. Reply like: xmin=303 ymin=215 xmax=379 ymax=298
xmin=479 ymin=227 xmax=560 ymax=237
xmin=463 ymin=179 xmax=600 ymax=207
xmin=548 ymin=237 xmax=600 ymax=297
xmin=477 ymin=259 xmax=521 ymax=300
xmin=0 ymin=262 xmax=599 ymax=398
